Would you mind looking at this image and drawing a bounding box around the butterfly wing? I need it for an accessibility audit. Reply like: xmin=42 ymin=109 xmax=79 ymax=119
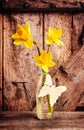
xmin=49 ymin=86 xmax=67 ymax=106
xmin=38 ymin=85 xmax=50 ymax=98
xmin=38 ymin=74 xmax=52 ymax=98
xmin=44 ymin=74 xmax=52 ymax=86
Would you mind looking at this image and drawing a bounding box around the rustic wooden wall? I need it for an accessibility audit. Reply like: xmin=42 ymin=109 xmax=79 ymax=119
xmin=0 ymin=0 xmax=84 ymax=12
xmin=0 ymin=0 xmax=84 ymax=111
xmin=0 ymin=14 xmax=2 ymax=110
xmin=3 ymin=13 xmax=43 ymax=110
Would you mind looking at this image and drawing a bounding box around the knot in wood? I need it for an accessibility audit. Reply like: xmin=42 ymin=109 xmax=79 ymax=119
xmin=49 ymin=3 xmax=56 ymax=9
xmin=31 ymin=0 xmax=36 ymax=1
xmin=0 ymin=0 xmax=6 ymax=6
xmin=79 ymin=2 xmax=84 ymax=8
xmin=23 ymin=2 xmax=29 ymax=9
xmin=78 ymin=25 xmax=84 ymax=46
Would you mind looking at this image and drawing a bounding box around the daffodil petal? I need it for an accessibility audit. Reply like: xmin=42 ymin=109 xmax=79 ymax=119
xmin=12 ymin=22 xmax=33 ymax=49
xmin=33 ymin=56 xmax=43 ymax=66
xmin=48 ymin=27 xmax=54 ymax=37
xmin=49 ymin=61 xmax=56 ymax=67
xmin=48 ymin=52 xmax=52 ymax=58
xmin=17 ymin=24 xmax=24 ymax=30
xmin=14 ymin=39 xmax=24 ymax=45
xmin=33 ymin=56 xmax=39 ymax=61
xmin=33 ymin=50 xmax=55 ymax=73
xmin=24 ymin=22 xmax=31 ymax=36
xmin=54 ymin=29 xmax=62 ymax=38
xmin=12 ymin=33 xmax=19 ymax=40
xmin=42 ymin=65 xmax=49 ymax=73
xmin=55 ymin=39 xmax=64 ymax=46
xmin=24 ymin=38 xmax=33 ymax=48
xmin=45 ymin=37 xmax=54 ymax=45
xmin=46 ymin=27 xmax=63 ymax=46
xmin=41 ymin=50 xmax=47 ymax=59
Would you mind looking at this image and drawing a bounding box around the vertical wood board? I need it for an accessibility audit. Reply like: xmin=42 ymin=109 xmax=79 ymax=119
xmin=72 ymin=13 xmax=84 ymax=54
xmin=44 ymin=13 xmax=72 ymax=85
xmin=54 ymin=46 xmax=84 ymax=111
xmin=34 ymin=13 xmax=73 ymax=111
xmin=2 ymin=12 xmax=84 ymax=111
xmin=3 ymin=13 xmax=43 ymax=110
xmin=44 ymin=13 xmax=84 ymax=111
xmin=0 ymin=14 xmax=2 ymax=110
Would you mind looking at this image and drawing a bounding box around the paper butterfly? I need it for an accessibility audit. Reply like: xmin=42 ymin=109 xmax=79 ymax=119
xmin=38 ymin=74 xmax=67 ymax=106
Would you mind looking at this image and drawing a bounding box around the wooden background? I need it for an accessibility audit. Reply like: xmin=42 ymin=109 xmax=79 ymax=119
xmin=0 ymin=0 xmax=84 ymax=111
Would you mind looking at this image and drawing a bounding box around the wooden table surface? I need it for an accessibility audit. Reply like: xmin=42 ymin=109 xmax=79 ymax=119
xmin=0 ymin=111 xmax=84 ymax=130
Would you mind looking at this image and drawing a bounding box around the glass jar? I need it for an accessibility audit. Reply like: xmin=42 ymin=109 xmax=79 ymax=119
xmin=36 ymin=73 xmax=53 ymax=119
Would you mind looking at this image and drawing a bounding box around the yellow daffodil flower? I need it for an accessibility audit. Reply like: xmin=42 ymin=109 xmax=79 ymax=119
xmin=45 ymin=27 xmax=64 ymax=46
xmin=38 ymin=74 xmax=67 ymax=106
xmin=12 ymin=22 xmax=33 ymax=48
xmin=33 ymin=50 xmax=55 ymax=73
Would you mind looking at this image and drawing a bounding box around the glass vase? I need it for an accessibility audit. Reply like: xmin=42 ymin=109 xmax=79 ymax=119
xmin=36 ymin=73 xmax=53 ymax=120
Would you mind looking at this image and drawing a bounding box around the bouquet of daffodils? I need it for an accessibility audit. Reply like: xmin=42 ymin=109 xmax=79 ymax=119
xmin=12 ymin=22 xmax=67 ymax=119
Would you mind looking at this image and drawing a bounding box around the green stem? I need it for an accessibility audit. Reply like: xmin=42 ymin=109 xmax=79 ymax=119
xmin=47 ymin=95 xmax=53 ymax=113
xmin=37 ymin=72 xmax=46 ymax=119
xmin=41 ymin=71 xmax=46 ymax=87
xmin=37 ymin=73 xmax=53 ymax=119
xmin=47 ymin=45 xmax=50 ymax=53
xmin=37 ymin=97 xmax=41 ymax=119
xmin=42 ymin=73 xmax=53 ymax=113
xmin=33 ymin=41 xmax=41 ymax=55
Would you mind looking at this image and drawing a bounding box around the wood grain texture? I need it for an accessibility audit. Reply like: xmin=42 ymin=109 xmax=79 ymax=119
xmin=44 ymin=13 xmax=72 ymax=86
xmin=0 ymin=14 xmax=2 ymax=110
xmin=71 ymin=13 xmax=84 ymax=54
xmin=78 ymin=96 xmax=84 ymax=106
xmin=44 ymin=13 xmax=72 ymax=67
xmin=0 ymin=91 xmax=2 ymax=111
xmin=3 ymin=13 xmax=43 ymax=110
xmin=0 ymin=111 xmax=84 ymax=130
xmin=54 ymin=45 xmax=84 ymax=111
xmin=54 ymin=70 xmax=84 ymax=111
xmin=64 ymin=45 xmax=84 ymax=83
xmin=44 ymin=13 xmax=84 ymax=111
xmin=33 ymin=13 xmax=73 ymax=112
xmin=0 ymin=0 xmax=84 ymax=12
xmin=0 ymin=10 xmax=84 ymax=111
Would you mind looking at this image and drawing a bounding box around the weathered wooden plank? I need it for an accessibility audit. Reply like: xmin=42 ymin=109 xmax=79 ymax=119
xmin=44 ymin=13 xmax=84 ymax=110
xmin=0 ymin=91 xmax=2 ymax=111
xmin=3 ymin=13 xmax=43 ymax=110
xmin=0 ymin=112 xmax=84 ymax=129
xmin=44 ymin=13 xmax=72 ymax=68
xmin=0 ymin=0 xmax=84 ymax=12
xmin=64 ymin=44 xmax=84 ymax=109
xmin=64 ymin=45 xmax=84 ymax=83
xmin=0 ymin=14 xmax=2 ymax=110
xmin=55 ymin=70 xmax=84 ymax=111
xmin=54 ymin=45 xmax=84 ymax=111
xmin=32 ymin=13 xmax=73 ymax=112
xmin=78 ymin=96 xmax=84 ymax=107
xmin=71 ymin=13 xmax=84 ymax=54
